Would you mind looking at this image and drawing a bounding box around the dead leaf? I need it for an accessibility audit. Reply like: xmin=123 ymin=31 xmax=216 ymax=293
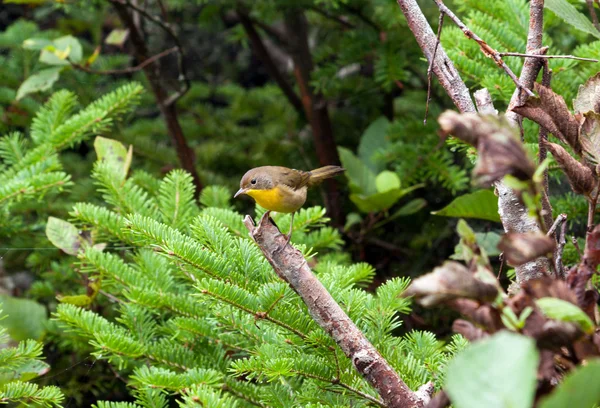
xmin=574 ymin=72 xmax=600 ymax=115
xmin=544 ymin=142 xmax=595 ymax=195
xmin=498 ymin=232 xmax=556 ymax=266
xmin=513 ymin=83 xmax=581 ymax=154
xmin=579 ymin=112 xmax=600 ymax=165
xmin=402 ymin=261 xmax=499 ymax=307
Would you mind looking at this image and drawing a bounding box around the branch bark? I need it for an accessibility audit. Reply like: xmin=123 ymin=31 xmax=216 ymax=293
xmin=395 ymin=0 xmax=551 ymax=283
xmin=110 ymin=0 xmax=202 ymax=196
xmin=236 ymin=9 xmax=305 ymax=118
xmin=283 ymin=9 xmax=343 ymax=226
xmin=244 ymin=213 xmax=424 ymax=408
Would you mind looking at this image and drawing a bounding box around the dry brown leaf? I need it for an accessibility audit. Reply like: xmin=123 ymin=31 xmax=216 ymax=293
xmin=544 ymin=142 xmax=595 ymax=195
xmin=574 ymin=72 xmax=600 ymax=115
xmin=512 ymin=83 xmax=581 ymax=154
xmin=498 ymin=232 xmax=555 ymax=266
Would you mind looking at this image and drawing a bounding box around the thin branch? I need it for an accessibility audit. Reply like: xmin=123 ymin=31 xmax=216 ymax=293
xmin=555 ymin=217 xmax=568 ymax=278
xmin=547 ymin=214 xmax=567 ymax=238
xmin=473 ymin=88 xmax=498 ymax=114
xmin=307 ymin=6 xmax=356 ymax=29
xmin=250 ymin=18 xmax=290 ymax=47
xmin=424 ymin=11 xmax=444 ymax=125
xmin=110 ymin=0 xmax=190 ymax=105
xmin=500 ymin=51 xmax=598 ymax=62
xmin=244 ymin=213 xmax=424 ymax=408
xmin=340 ymin=4 xmax=381 ymax=32
xmin=396 ymin=0 xmax=476 ymax=113
xmin=68 ymin=46 xmax=177 ymax=75
xmin=587 ymin=0 xmax=600 ymax=32
xmin=539 ymin=62 xmax=553 ymax=231
xmin=431 ymin=0 xmax=534 ymax=97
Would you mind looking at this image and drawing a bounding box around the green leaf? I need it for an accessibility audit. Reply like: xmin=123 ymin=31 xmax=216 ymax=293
xmin=338 ymin=146 xmax=377 ymax=195
xmin=344 ymin=212 xmax=362 ymax=231
xmin=536 ymin=297 xmax=594 ymax=334
xmin=46 ymin=216 xmax=83 ymax=256
xmin=475 ymin=232 xmax=502 ymax=257
xmin=545 ymin=0 xmax=600 ymax=39
xmin=0 ymin=296 xmax=47 ymax=341
xmin=358 ymin=116 xmax=390 ymax=172
xmin=350 ymin=184 xmax=422 ymax=213
xmin=446 ymin=331 xmax=539 ymax=408
xmin=539 ymin=360 xmax=600 ymax=408
xmin=94 ymin=136 xmax=131 ymax=182
xmin=0 ymin=360 xmax=50 ymax=384
xmin=39 ymin=35 xmax=83 ymax=65
xmin=390 ymin=198 xmax=427 ymax=218
xmin=375 ymin=170 xmax=401 ymax=193
xmin=56 ymin=294 xmax=93 ymax=307
xmin=105 ymin=29 xmax=129 ymax=46
xmin=22 ymin=37 xmax=51 ymax=51
xmin=432 ymin=189 xmax=500 ymax=222
xmin=15 ymin=67 xmax=62 ymax=100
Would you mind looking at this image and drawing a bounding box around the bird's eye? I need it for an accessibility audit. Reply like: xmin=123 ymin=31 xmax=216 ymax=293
xmin=251 ymin=179 xmax=257 ymax=185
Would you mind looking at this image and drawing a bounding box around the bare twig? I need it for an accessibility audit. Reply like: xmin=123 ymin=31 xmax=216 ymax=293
xmin=500 ymin=52 xmax=598 ymax=62
xmin=572 ymin=236 xmax=583 ymax=260
xmin=425 ymin=11 xmax=444 ymax=125
xmin=308 ymin=6 xmax=355 ymax=29
xmin=539 ymin=62 xmax=553 ymax=231
xmin=431 ymin=0 xmax=533 ymax=97
xmin=340 ymin=4 xmax=381 ymax=32
xmin=556 ymin=218 xmax=567 ymax=278
xmin=68 ymin=46 xmax=177 ymax=75
xmin=396 ymin=0 xmax=476 ymax=113
xmin=244 ymin=213 xmax=424 ymax=408
xmin=547 ymin=214 xmax=567 ymax=238
xmin=111 ymin=0 xmax=190 ymax=105
xmin=587 ymin=0 xmax=600 ymax=32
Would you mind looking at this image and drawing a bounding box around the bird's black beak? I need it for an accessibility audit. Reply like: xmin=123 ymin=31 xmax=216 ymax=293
xmin=234 ymin=188 xmax=248 ymax=198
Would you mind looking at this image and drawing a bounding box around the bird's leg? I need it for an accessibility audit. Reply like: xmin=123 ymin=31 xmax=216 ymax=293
xmin=273 ymin=213 xmax=294 ymax=254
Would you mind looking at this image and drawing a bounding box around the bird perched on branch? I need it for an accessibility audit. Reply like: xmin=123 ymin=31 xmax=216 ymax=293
xmin=234 ymin=165 xmax=345 ymax=249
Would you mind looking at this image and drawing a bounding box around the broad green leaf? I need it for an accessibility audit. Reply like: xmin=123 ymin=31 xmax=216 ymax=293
xmin=350 ymin=184 xmax=422 ymax=213
xmin=344 ymin=212 xmax=362 ymax=231
xmin=338 ymin=146 xmax=377 ymax=195
xmin=536 ymin=297 xmax=594 ymax=334
xmin=375 ymin=170 xmax=401 ymax=193
xmin=39 ymin=35 xmax=83 ymax=65
xmin=46 ymin=216 xmax=82 ymax=256
xmin=56 ymin=294 xmax=93 ymax=307
xmin=539 ymin=360 xmax=600 ymax=408
xmin=446 ymin=331 xmax=539 ymax=408
xmin=545 ymin=0 xmax=600 ymax=39
xmin=0 ymin=295 xmax=47 ymax=341
xmin=390 ymin=198 xmax=426 ymax=218
xmin=475 ymin=232 xmax=502 ymax=257
xmin=432 ymin=189 xmax=500 ymax=222
xmin=22 ymin=37 xmax=51 ymax=50
xmin=358 ymin=116 xmax=390 ymax=172
xmin=0 ymin=360 xmax=49 ymax=385
xmin=105 ymin=29 xmax=129 ymax=46
xmin=15 ymin=67 xmax=61 ymax=100
xmin=94 ymin=136 xmax=130 ymax=182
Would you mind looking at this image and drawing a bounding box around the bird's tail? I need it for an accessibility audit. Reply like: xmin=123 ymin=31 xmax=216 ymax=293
xmin=308 ymin=165 xmax=345 ymax=186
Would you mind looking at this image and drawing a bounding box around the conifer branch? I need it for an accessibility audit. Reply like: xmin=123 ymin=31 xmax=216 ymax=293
xmin=244 ymin=213 xmax=424 ymax=408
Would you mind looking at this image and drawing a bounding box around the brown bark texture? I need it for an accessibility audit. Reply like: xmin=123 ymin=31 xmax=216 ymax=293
xmin=244 ymin=213 xmax=424 ymax=408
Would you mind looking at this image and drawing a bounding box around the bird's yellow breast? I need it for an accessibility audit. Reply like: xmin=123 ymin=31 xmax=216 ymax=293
xmin=245 ymin=187 xmax=304 ymax=213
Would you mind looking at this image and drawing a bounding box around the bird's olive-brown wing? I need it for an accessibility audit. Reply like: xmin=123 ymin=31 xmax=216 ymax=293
xmin=273 ymin=167 xmax=311 ymax=190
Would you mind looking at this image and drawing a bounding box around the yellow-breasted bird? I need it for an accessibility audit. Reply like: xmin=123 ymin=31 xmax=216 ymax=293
xmin=234 ymin=165 xmax=345 ymax=249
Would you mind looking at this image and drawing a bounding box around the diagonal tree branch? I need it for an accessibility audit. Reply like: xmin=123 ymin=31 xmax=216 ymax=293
xmin=244 ymin=213 xmax=426 ymax=408
xmin=395 ymin=0 xmax=551 ymax=283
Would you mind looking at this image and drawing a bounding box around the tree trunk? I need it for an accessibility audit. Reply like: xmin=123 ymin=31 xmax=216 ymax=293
xmin=111 ymin=1 xmax=202 ymax=197
xmin=283 ymin=9 xmax=343 ymax=226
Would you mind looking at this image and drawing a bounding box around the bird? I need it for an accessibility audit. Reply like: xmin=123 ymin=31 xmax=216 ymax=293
xmin=234 ymin=165 xmax=345 ymax=250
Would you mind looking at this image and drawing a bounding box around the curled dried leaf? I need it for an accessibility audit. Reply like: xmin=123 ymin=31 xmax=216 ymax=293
xmin=512 ymin=83 xmax=581 ymax=154
xmin=574 ymin=72 xmax=600 ymax=115
xmin=544 ymin=142 xmax=595 ymax=195
xmin=584 ymin=224 xmax=600 ymax=269
xmin=438 ymin=111 xmax=536 ymax=186
xmin=579 ymin=112 xmax=600 ymax=165
xmin=452 ymin=319 xmax=489 ymax=342
xmin=402 ymin=261 xmax=499 ymax=307
xmin=498 ymin=232 xmax=556 ymax=266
